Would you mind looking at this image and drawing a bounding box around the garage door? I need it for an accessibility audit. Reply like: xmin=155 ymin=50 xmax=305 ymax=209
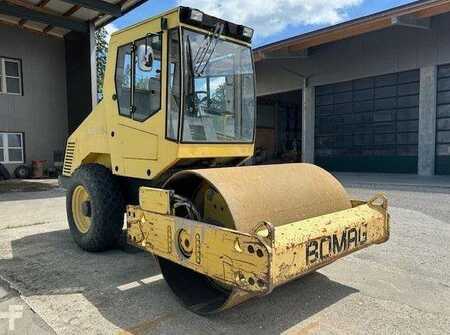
xmin=315 ymin=70 xmax=420 ymax=173
xmin=436 ymin=64 xmax=450 ymax=175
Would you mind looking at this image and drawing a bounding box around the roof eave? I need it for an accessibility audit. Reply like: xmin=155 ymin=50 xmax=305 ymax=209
xmin=253 ymin=0 xmax=450 ymax=62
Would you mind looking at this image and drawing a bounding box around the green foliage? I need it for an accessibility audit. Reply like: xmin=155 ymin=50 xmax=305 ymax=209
xmin=209 ymin=82 xmax=227 ymax=112
xmin=96 ymin=28 xmax=109 ymax=98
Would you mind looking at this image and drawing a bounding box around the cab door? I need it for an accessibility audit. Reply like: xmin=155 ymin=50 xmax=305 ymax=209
xmin=108 ymin=32 xmax=166 ymax=179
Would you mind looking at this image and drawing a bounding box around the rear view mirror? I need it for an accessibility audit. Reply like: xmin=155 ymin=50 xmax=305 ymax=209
xmin=137 ymin=43 xmax=153 ymax=72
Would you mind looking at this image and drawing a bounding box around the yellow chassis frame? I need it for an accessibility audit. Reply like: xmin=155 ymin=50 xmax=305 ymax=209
xmin=127 ymin=187 xmax=389 ymax=294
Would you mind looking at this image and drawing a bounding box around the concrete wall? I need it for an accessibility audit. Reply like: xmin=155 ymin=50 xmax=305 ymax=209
xmin=0 ymin=25 xmax=68 ymax=173
xmin=255 ymin=13 xmax=450 ymax=96
xmin=418 ymin=65 xmax=437 ymax=175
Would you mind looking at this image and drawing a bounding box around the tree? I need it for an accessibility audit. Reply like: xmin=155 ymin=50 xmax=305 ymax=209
xmin=209 ymin=82 xmax=227 ymax=113
xmin=96 ymin=28 xmax=109 ymax=99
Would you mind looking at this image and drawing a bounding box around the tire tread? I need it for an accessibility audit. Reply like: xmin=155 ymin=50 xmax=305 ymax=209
xmin=67 ymin=164 xmax=124 ymax=252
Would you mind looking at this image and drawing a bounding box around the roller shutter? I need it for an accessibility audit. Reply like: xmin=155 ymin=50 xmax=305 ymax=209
xmin=315 ymin=70 xmax=419 ymax=173
xmin=436 ymin=64 xmax=450 ymax=175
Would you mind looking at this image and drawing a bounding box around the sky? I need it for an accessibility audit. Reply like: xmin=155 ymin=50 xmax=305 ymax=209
xmin=105 ymin=0 xmax=418 ymax=47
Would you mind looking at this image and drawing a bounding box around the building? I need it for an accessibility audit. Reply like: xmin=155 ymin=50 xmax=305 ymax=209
xmin=254 ymin=0 xmax=450 ymax=175
xmin=0 ymin=0 xmax=144 ymax=175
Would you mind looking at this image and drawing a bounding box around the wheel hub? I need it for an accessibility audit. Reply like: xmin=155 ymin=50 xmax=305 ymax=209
xmin=81 ymin=200 xmax=92 ymax=217
xmin=71 ymin=185 xmax=92 ymax=234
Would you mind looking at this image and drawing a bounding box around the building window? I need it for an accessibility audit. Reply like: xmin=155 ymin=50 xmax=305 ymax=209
xmin=0 ymin=132 xmax=24 ymax=164
xmin=0 ymin=58 xmax=22 ymax=95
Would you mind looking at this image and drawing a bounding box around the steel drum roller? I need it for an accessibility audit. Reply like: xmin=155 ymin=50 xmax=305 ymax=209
xmin=158 ymin=163 xmax=352 ymax=314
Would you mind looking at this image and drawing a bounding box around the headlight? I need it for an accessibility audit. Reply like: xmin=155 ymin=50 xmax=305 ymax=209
xmin=242 ymin=26 xmax=254 ymax=39
xmin=189 ymin=9 xmax=204 ymax=22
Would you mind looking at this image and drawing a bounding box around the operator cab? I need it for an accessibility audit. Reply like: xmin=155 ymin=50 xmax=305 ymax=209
xmin=64 ymin=7 xmax=257 ymax=181
xmin=114 ymin=7 xmax=256 ymax=145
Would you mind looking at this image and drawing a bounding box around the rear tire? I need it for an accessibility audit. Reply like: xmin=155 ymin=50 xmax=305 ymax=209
xmin=14 ymin=165 xmax=30 ymax=179
xmin=66 ymin=164 xmax=125 ymax=252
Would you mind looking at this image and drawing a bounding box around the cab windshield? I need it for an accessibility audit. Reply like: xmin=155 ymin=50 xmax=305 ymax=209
xmin=182 ymin=29 xmax=255 ymax=143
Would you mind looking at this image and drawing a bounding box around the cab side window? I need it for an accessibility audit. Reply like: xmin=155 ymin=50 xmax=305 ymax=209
xmin=134 ymin=34 xmax=162 ymax=121
xmin=115 ymin=44 xmax=133 ymax=117
xmin=114 ymin=34 xmax=162 ymax=121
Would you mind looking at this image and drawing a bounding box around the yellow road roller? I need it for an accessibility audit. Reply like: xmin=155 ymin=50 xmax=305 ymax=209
xmin=62 ymin=6 xmax=390 ymax=314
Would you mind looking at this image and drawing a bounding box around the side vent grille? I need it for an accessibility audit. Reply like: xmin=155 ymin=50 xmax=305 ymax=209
xmin=63 ymin=142 xmax=76 ymax=175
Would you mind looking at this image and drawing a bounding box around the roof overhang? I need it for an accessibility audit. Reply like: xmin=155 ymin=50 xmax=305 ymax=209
xmin=254 ymin=0 xmax=450 ymax=62
xmin=0 ymin=0 xmax=147 ymax=38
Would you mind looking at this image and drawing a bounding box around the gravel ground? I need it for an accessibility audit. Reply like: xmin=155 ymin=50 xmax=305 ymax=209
xmin=0 ymin=178 xmax=449 ymax=335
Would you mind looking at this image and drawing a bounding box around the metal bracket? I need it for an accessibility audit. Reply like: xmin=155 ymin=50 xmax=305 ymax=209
xmin=367 ymin=193 xmax=388 ymax=211
xmin=252 ymin=221 xmax=275 ymax=247
xmin=258 ymin=48 xmax=309 ymax=61
xmin=392 ymin=15 xmax=431 ymax=30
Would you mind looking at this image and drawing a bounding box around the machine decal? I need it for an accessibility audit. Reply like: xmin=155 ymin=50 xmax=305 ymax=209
xmin=306 ymin=223 xmax=368 ymax=265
